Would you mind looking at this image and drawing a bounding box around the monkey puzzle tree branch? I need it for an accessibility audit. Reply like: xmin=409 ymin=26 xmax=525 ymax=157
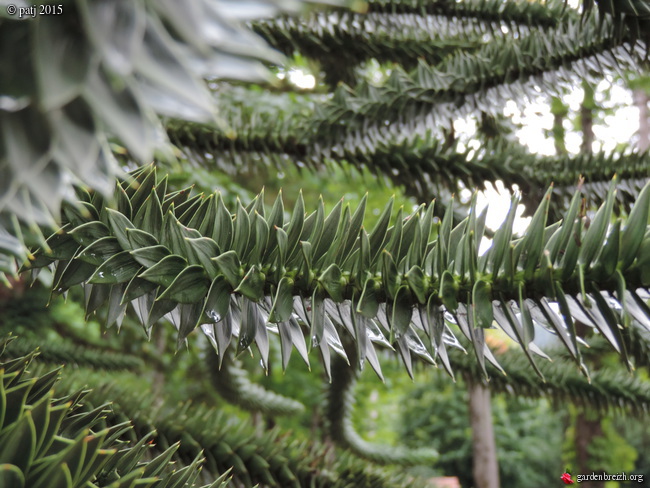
xmin=24 ymin=165 xmax=650 ymax=378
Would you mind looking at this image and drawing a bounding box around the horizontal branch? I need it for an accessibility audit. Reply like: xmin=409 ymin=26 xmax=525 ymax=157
xmin=362 ymin=0 xmax=569 ymax=27
xmin=26 ymin=165 xmax=650 ymax=377
xmin=253 ymin=0 xmax=575 ymax=82
xmin=451 ymin=343 xmax=650 ymax=416
xmin=311 ymin=16 xmax=637 ymax=143
xmin=253 ymin=12 xmax=484 ymax=79
xmin=167 ymin=118 xmax=650 ymax=212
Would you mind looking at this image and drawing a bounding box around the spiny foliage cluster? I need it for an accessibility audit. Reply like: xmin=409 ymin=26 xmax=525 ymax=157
xmin=166 ymin=115 xmax=650 ymax=216
xmin=0 ymin=0 xmax=339 ymax=277
xmin=3 ymin=0 xmax=650 ymax=484
xmin=3 ymin=0 xmax=649 ymax=278
xmin=445 ymin=340 xmax=650 ymax=416
xmin=2 ymin=338 xmax=143 ymax=372
xmin=166 ymin=0 xmax=650 ymax=216
xmin=0 ymin=337 xmax=232 ymax=488
xmin=66 ymin=377 xmax=414 ymax=488
xmin=24 ymin=165 xmax=650 ymax=380
xmin=0 ymin=326 xmax=416 ymax=488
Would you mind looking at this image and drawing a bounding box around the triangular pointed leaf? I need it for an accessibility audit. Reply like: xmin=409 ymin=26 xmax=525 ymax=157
xmin=157 ymin=265 xmax=209 ymax=304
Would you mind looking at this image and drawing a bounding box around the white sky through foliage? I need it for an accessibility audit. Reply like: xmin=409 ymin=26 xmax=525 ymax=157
xmin=282 ymin=55 xmax=642 ymax=249
xmin=477 ymin=79 xmax=640 ymax=246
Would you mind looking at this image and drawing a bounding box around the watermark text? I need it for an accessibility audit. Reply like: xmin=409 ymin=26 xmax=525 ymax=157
xmin=575 ymin=472 xmax=643 ymax=483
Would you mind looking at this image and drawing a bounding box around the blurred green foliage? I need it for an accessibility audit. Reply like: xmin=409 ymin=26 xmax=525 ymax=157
xmin=398 ymin=371 xmax=564 ymax=488
xmin=563 ymin=407 xmax=638 ymax=475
